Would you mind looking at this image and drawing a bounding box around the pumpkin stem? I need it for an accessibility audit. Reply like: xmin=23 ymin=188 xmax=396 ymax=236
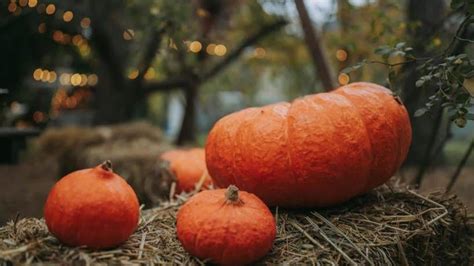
xmin=100 ymin=160 xmax=113 ymax=172
xmin=225 ymin=185 xmax=241 ymax=204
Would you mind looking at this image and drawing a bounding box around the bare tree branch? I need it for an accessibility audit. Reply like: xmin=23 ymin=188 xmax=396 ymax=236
xmin=200 ymin=19 xmax=288 ymax=81
xmin=446 ymin=139 xmax=474 ymax=193
xmin=142 ymin=78 xmax=190 ymax=93
xmin=295 ymin=0 xmax=336 ymax=91
xmin=135 ymin=28 xmax=166 ymax=86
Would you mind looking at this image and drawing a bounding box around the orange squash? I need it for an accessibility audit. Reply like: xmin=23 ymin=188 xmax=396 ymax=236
xmin=206 ymin=82 xmax=412 ymax=208
xmin=160 ymin=148 xmax=212 ymax=193
xmin=176 ymin=185 xmax=276 ymax=265
xmin=44 ymin=161 xmax=139 ymax=249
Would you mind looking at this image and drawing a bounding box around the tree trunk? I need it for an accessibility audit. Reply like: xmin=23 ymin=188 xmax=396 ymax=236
xmin=295 ymin=0 xmax=336 ymax=91
xmin=403 ymin=0 xmax=447 ymax=165
xmin=176 ymin=84 xmax=198 ymax=145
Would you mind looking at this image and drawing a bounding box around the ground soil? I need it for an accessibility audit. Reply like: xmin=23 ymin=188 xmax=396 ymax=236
xmin=0 ymin=162 xmax=473 ymax=225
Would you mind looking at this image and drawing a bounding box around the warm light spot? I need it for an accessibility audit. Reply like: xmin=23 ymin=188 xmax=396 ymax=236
xmin=62 ymin=11 xmax=73 ymax=22
xmin=33 ymin=68 xmax=42 ymax=80
xmin=196 ymin=8 xmax=209 ymax=18
xmin=80 ymin=17 xmax=91 ymax=28
xmin=72 ymin=35 xmax=83 ymax=46
xmin=189 ymin=41 xmax=202 ymax=53
xmin=41 ymin=70 xmax=50 ymax=82
xmin=206 ymin=43 xmax=216 ymax=55
xmin=59 ymin=73 xmax=71 ymax=85
xmin=18 ymin=0 xmax=27 ymax=7
xmin=52 ymin=30 xmax=63 ymax=42
xmin=214 ymin=44 xmax=227 ymax=56
xmin=336 ymin=49 xmax=348 ymax=62
xmin=144 ymin=68 xmax=155 ymax=80
xmin=79 ymin=44 xmax=91 ymax=57
xmin=38 ymin=22 xmax=46 ymax=33
xmin=87 ymin=74 xmax=98 ymax=86
xmin=45 ymin=4 xmax=55 ymax=15
xmin=80 ymin=74 xmax=88 ymax=86
xmin=338 ymin=73 xmax=350 ymax=85
xmin=8 ymin=2 xmax=17 ymax=13
xmin=27 ymin=0 xmax=37 ymax=8
xmin=128 ymin=69 xmax=139 ymax=80
xmin=123 ymin=29 xmax=134 ymax=41
xmin=71 ymin=73 xmax=82 ymax=86
xmin=254 ymin=47 xmax=266 ymax=58
xmin=433 ymin=37 xmax=441 ymax=47
xmin=48 ymin=71 xmax=57 ymax=83
xmin=10 ymin=101 xmax=20 ymax=113
xmin=33 ymin=111 xmax=45 ymax=123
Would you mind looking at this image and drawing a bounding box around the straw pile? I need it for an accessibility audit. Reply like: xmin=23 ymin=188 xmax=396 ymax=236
xmin=0 ymin=182 xmax=472 ymax=265
xmin=31 ymin=122 xmax=175 ymax=205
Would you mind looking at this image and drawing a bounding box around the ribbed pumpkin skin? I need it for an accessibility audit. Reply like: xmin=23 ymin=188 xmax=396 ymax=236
xmin=161 ymin=148 xmax=212 ymax=193
xmin=176 ymin=188 xmax=276 ymax=265
xmin=44 ymin=163 xmax=139 ymax=249
xmin=206 ymin=82 xmax=412 ymax=208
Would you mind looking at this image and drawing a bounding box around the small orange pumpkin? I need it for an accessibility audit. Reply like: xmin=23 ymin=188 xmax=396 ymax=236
xmin=206 ymin=82 xmax=412 ymax=208
xmin=160 ymin=148 xmax=212 ymax=193
xmin=44 ymin=161 xmax=139 ymax=249
xmin=176 ymin=185 xmax=276 ymax=265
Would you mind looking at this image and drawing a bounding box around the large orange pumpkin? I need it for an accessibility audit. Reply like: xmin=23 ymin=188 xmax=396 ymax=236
xmin=176 ymin=185 xmax=276 ymax=265
xmin=160 ymin=148 xmax=212 ymax=193
xmin=44 ymin=161 xmax=139 ymax=249
xmin=206 ymin=82 xmax=412 ymax=208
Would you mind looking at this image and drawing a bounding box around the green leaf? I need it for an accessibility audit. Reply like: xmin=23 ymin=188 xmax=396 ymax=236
xmin=414 ymin=108 xmax=428 ymax=117
xmin=416 ymin=79 xmax=425 ymax=87
xmin=451 ymin=0 xmax=465 ymax=10
xmin=395 ymin=42 xmax=406 ymax=49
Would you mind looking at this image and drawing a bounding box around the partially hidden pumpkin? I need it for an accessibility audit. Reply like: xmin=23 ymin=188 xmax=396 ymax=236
xmin=176 ymin=185 xmax=276 ymax=265
xmin=206 ymin=82 xmax=412 ymax=208
xmin=44 ymin=161 xmax=139 ymax=249
xmin=160 ymin=148 xmax=212 ymax=193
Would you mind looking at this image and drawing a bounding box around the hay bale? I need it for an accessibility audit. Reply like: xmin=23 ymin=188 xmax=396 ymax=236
xmin=31 ymin=122 xmax=175 ymax=205
xmin=0 ymin=184 xmax=472 ymax=265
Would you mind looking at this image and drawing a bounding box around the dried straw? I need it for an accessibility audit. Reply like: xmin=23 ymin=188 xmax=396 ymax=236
xmin=1 ymin=182 xmax=472 ymax=265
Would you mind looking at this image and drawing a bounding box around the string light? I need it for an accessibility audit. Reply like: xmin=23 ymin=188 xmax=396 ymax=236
xmin=80 ymin=17 xmax=91 ymax=28
xmin=128 ymin=69 xmax=139 ymax=80
xmin=59 ymin=73 xmax=71 ymax=85
xmin=338 ymin=73 xmax=350 ymax=85
xmin=189 ymin=41 xmax=202 ymax=53
xmin=63 ymin=11 xmax=74 ymax=22
xmin=336 ymin=49 xmax=348 ymax=62
xmin=27 ymin=0 xmax=37 ymax=8
xmin=45 ymin=4 xmax=55 ymax=15
xmin=18 ymin=0 xmax=27 ymax=7
xmin=33 ymin=68 xmax=42 ymax=80
xmin=87 ymin=74 xmax=98 ymax=86
xmin=144 ymin=68 xmax=155 ymax=80
xmin=40 ymin=70 xmax=50 ymax=82
xmin=70 ymin=73 xmax=81 ymax=86
xmin=214 ymin=44 xmax=227 ymax=56
xmin=8 ymin=2 xmax=17 ymax=13
xmin=33 ymin=111 xmax=46 ymax=123
xmin=206 ymin=43 xmax=216 ymax=55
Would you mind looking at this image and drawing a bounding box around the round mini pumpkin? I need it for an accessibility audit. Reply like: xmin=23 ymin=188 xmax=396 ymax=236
xmin=44 ymin=161 xmax=139 ymax=249
xmin=206 ymin=82 xmax=412 ymax=208
xmin=176 ymin=185 xmax=276 ymax=265
xmin=160 ymin=148 xmax=212 ymax=193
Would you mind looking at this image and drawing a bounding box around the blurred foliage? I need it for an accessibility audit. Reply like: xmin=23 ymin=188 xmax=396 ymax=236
xmin=342 ymin=1 xmax=474 ymax=129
